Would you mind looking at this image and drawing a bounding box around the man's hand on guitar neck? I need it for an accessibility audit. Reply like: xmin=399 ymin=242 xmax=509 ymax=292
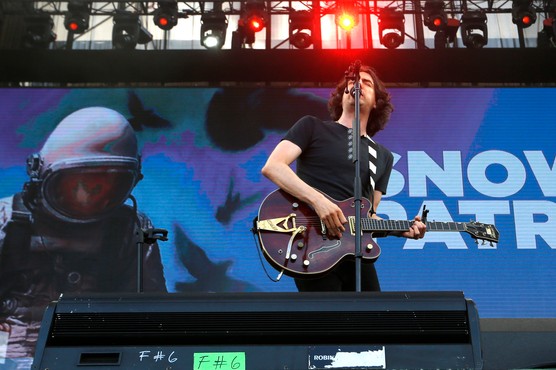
xmin=391 ymin=215 xmax=427 ymax=240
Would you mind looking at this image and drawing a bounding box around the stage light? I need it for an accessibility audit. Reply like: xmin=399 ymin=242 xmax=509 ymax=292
xmin=378 ymin=8 xmax=405 ymax=49
xmin=512 ymin=0 xmax=537 ymax=28
xmin=112 ymin=11 xmax=153 ymax=50
xmin=231 ymin=18 xmax=256 ymax=48
xmin=423 ymin=0 xmax=447 ymax=31
xmin=22 ymin=13 xmax=56 ymax=49
xmin=537 ymin=17 xmax=555 ymax=48
xmin=243 ymin=0 xmax=266 ymax=33
xmin=64 ymin=1 xmax=90 ymax=34
xmin=247 ymin=15 xmax=265 ymax=32
xmin=153 ymin=1 xmax=179 ymax=31
xmin=460 ymin=11 xmax=488 ymax=48
xmin=200 ymin=11 xmax=228 ymax=49
xmin=433 ymin=18 xmax=460 ymax=48
xmin=335 ymin=4 xmax=359 ymax=32
xmin=289 ymin=10 xmax=313 ymax=49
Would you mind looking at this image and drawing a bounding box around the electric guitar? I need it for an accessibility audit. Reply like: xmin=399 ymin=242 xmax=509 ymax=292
xmin=255 ymin=189 xmax=499 ymax=279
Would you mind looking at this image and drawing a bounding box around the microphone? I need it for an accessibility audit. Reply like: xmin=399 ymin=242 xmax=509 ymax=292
xmin=344 ymin=62 xmax=356 ymax=94
xmin=344 ymin=60 xmax=362 ymax=95
xmin=353 ymin=60 xmax=361 ymax=76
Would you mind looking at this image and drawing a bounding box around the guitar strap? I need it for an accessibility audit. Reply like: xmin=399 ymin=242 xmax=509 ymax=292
xmin=366 ymin=135 xmax=378 ymax=215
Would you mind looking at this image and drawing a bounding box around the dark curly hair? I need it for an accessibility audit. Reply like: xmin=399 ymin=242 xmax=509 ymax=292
xmin=327 ymin=64 xmax=393 ymax=137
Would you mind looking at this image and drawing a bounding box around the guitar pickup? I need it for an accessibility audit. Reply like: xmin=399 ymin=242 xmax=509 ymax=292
xmin=347 ymin=216 xmax=363 ymax=236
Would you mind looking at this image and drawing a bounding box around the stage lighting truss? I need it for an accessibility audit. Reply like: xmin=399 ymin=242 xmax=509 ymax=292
xmin=64 ymin=0 xmax=91 ymax=34
xmin=243 ymin=0 xmax=267 ymax=33
xmin=335 ymin=2 xmax=359 ymax=32
xmin=378 ymin=8 xmax=405 ymax=49
xmin=23 ymin=13 xmax=57 ymax=49
xmin=289 ymin=10 xmax=313 ymax=49
xmin=512 ymin=0 xmax=537 ymax=28
xmin=200 ymin=11 xmax=228 ymax=49
xmin=8 ymin=1 xmax=548 ymax=51
xmin=112 ymin=11 xmax=153 ymax=50
xmin=153 ymin=1 xmax=179 ymax=31
xmin=423 ymin=0 xmax=447 ymax=31
xmin=460 ymin=10 xmax=488 ymax=48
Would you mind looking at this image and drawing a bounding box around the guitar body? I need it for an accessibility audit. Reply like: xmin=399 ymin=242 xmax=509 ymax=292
xmin=256 ymin=189 xmax=381 ymax=278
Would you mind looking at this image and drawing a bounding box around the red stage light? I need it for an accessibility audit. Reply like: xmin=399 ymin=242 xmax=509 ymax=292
xmin=336 ymin=12 xmax=358 ymax=32
xmin=153 ymin=1 xmax=179 ymax=31
xmin=424 ymin=0 xmax=447 ymax=31
xmin=158 ymin=17 xmax=169 ymax=27
xmin=64 ymin=1 xmax=90 ymax=34
xmin=247 ymin=15 xmax=265 ymax=32
xmin=521 ymin=15 xmax=532 ymax=26
xmin=511 ymin=0 xmax=537 ymax=28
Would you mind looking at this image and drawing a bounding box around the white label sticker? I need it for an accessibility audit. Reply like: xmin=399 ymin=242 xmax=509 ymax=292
xmin=309 ymin=346 xmax=386 ymax=369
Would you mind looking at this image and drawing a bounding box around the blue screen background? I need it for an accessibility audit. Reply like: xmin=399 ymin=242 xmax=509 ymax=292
xmin=0 ymin=87 xmax=554 ymax=319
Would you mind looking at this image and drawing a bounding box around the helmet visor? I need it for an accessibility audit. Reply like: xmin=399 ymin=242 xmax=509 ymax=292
xmin=43 ymin=166 xmax=136 ymax=221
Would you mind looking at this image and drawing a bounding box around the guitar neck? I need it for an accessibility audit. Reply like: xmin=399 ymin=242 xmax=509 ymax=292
xmin=361 ymin=218 xmax=467 ymax=233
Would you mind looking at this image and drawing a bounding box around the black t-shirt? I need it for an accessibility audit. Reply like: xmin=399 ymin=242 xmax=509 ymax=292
xmin=283 ymin=115 xmax=394 ymax=201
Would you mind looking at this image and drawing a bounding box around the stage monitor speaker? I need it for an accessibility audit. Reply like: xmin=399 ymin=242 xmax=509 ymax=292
xmin=32 ymin=291 xmax=482 ymax=370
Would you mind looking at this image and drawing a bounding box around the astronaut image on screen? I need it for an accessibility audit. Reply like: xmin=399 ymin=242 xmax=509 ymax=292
xmin=0 ymin=107 xmax=167 ymax=361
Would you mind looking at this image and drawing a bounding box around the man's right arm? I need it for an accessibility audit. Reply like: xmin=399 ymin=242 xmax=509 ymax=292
xmin=261 ymin=140 xmax=346 ymax=237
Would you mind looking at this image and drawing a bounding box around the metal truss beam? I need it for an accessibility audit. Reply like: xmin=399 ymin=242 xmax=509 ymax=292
xmin=0 ymin=1 xmax=552 ymax=16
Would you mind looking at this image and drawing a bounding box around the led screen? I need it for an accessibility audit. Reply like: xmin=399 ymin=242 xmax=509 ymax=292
xmin=0 ymin=86 xmax=554 ymax=331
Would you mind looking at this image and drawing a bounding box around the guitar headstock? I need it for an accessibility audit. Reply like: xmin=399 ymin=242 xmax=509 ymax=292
xmin=464 ymin=221 xmax=500 ymax=244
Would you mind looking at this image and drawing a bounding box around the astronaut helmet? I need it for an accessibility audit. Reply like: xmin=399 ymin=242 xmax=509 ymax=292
xmin=25 ymin=107 xmax=142 ymax=223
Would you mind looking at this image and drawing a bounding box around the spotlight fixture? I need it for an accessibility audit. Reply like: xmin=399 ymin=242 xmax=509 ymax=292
xmin=537 ymin=17 xmax=555 ymax=48
xmin=335 ymin=3 xmax=359 ymax=32
xmin=22 ymin=13 xmax=57 ymax=49
xmin=289 ymin=10 xmax=313 ymax=49
xmin=433 ymin=17 xmax=460 ymax=48
xmin=243 ymin=0 xmax=266 ymax=33
xmin=153 ymin=1 xmax=179 ymax=31
xmin=200 ymin=11 xmax=228 ymax=49
xmin=460 ymin=11 xmax=488 ymax=48
xmin=64 ymin=0 xmax=90 ymax=34
xmin=378 ymin=8 xmax=405 ymax=49
xmin=423 ymin=0 xmax=447 ymax=31
xmin=512 ymin=0 xmax=537 ymax=28
xmin=231 ymin=18 xmax=256 ymax=48
xmin=112 ymin=11 xmax=153 ymax=49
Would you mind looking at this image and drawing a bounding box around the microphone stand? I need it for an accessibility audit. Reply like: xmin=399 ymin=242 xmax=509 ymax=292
xmin=345 ymin=61 xmax=363 ymax=292
xmin=135 ymin=227 xmax=168 ymax=293
xmin=129 ymin=194 xmax=168 ymax=293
